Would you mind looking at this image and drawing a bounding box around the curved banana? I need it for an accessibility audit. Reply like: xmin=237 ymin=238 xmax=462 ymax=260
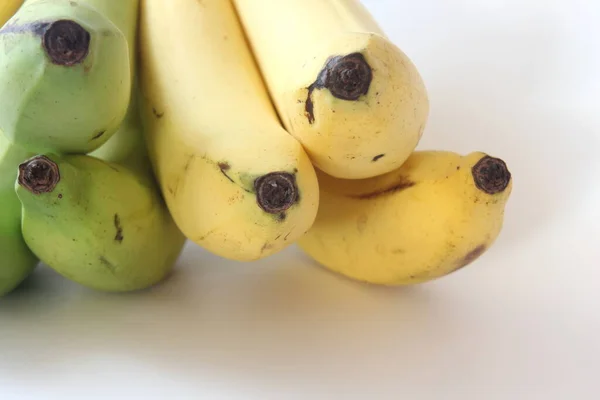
xmin=15 ymin=99 xmax=186 ymax=293
xmin=0 ymin=0 xmax=22 ymax=28
xmin=0 ymin=132 xmax=37 ymax=296
xmin=298 ymin=151 xmax=513 ymax=285
xmin=233 ymin=0 xmax=429 ymax=179
xmin=138 ymin=0 xmax=319 ymax=261
xmin=0 ymin=0 xmax=139 ymax=154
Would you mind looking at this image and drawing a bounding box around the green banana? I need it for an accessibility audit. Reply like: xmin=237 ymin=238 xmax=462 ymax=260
xmin=0 ymin=131 xmax=37 ymax=296
xmin=0 ymin=0 xmax=139 ymax=154
xmin=15 ymin=97 xmax=186 ymax=293
xmin=89 ymin=87 xmax=152 ymax=179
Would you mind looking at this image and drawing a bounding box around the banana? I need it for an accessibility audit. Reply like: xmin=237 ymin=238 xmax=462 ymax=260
xmin=138 ymin=0 xmax=319 ymax=262
xmin=233 ymin=0 xmax=429 ymax=179
xmin=89 ymin=90 xmax=151 ymax=179
xmin=0 ymin=132 xmax=38 ymax=296
xmin=0 ymin=0 xmax=139 ymax=154
xmin=0 ymin=0 xmax=22 ymax=27
xmin=0 ymin=0 xmax=36 ymax=297
xmin=15 ymin=98 xmax=186 ymax=293
xmin=298 ymin=151 xmax=513 ymax=285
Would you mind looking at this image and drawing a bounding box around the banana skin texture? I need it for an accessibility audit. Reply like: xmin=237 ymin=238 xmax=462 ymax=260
xmin=233 ymin=0 xmax=429 ymax=179
xmin=138 ymin=0 xmax=319 ymax=262
xmin=298 ymin=151 xmax=513 ymax=285
xmin=15 ymin=104 xmax=186 ymax=292
xmin=0 ymin=0 xmax=138 ymax=153
xmin=0 ymin=0 xmax=22 ymax=27
xmin=0 ymin=132 xmax=38 ymax=296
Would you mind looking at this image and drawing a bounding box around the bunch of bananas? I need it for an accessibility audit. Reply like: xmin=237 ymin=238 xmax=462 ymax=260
xmin=0 ymin=0 xmax=512 ymax=296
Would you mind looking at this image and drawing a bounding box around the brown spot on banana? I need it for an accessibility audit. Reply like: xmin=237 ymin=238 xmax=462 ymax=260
xmin=304 ymin=88 xmax=316 ymax=124
xmin=260 ymin=242 xmax=274 ymax=254
xmin=99 ymin=256 xmax=117 ymax=274
xmin=453 ymin=245 xmax=487 ymax=272
xmin=218 ymin=162 xmax=235 ymax=184
xmin=91 ymin=130 xmax=106 ymax=140
xmin=182 ymin=154 xmax=195 ymax=172
xmin=349 ymin=178 xmax=415 ymax=200
xmin=284 ymin=230 xmax=294 ymax=241
xmin=152 ymin=107 xmax=164 ymax=119
xmin=113 ymin=214 xmax=123 ymax=243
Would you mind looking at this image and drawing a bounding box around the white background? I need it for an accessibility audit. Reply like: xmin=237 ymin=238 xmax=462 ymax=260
xmin=2 ymin=0 xmax=600 ymax=399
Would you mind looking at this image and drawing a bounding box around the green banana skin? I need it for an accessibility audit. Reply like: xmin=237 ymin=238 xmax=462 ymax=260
xmin=89 ymin=87 xmax=152 ymax=180
xmin=15 ymin=89 xmax=185 ymax=292
xmin=0 ymin=132 xmax=38 ymax=296
xmin=15 ymin=152 xmax=186 ymax=292
xmin=0 ymin=0 xmax=138 ymax=154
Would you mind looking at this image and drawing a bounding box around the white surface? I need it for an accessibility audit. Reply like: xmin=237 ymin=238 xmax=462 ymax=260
xmin=2 ymin=1 xmax=599 ymax=398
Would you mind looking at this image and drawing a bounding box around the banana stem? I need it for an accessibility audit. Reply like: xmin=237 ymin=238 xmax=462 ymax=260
xmin=42 ymin=19 xmax=90 ymax=66
xmin=305 ymin=52 xmax=372 ymax=124
xmin=472 ymin=156 xmax=511 ymax=194
xmin=254 ymin=172 xmax=299 ymax=214
xmin=18 ymin=155 xmax=60 ymax=194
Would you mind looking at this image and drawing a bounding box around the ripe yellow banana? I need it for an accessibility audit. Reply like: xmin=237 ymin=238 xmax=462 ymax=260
xmin=138 ymin=0 xmax=319 ymax=262
xmin=233 ymin=0 xmax=429 ymax=179
xmin=298 ymin=151 xmax=513 ymax=285
xmin=0 ymin=0 xmax=22 ymax=27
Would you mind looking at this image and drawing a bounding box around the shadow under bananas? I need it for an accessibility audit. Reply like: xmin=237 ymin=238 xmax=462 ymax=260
xmin=2 ymin=2 xmax=597 ymax=392
xmin=0 ymin=240 xmax=459 ymax=390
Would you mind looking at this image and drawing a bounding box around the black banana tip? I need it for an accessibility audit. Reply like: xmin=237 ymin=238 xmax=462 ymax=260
xmin=18 ymin=155 xmax=60 ymax=195
xmin=321 ymin=52 xmax=372 ymax=101
xmin=255 ymin=172 xmax=299 ymax=214
xmin=472 ymin=155 xmax=511 ymax=195
xmin=43 ymin=19 xmax=90 ymax=66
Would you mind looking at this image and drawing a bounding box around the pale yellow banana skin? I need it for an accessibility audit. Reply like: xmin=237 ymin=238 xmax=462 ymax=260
xmin=138 ymin=0 xmax=319 ymax=261
xmin=298 ymin=151 xmax=513 ymax=285
xmin=233 ymin=0 xmax=429 ymax=179
xmin=0 ymin=0 xmax=22 ymax=27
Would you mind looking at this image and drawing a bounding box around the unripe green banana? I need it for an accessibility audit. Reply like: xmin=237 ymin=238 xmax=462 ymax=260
xmin=0 ymin=0 xmax=139 ymax=153
xmin=0 ymin=132 xmax=38 ymax=296
xmin=15 ymin=97 xmax=186 ymax=292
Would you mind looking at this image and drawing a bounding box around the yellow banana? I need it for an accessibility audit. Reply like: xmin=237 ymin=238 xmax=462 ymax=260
xmin=298 ymin=151 xmax=513 ymax=285
xmin=138 ymin=0 xmax=319 ymax=261
xmin=233 ymin=0 xmax=429 ymax=179
xmin=0 ymin=0 xmax=22 ymax=27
